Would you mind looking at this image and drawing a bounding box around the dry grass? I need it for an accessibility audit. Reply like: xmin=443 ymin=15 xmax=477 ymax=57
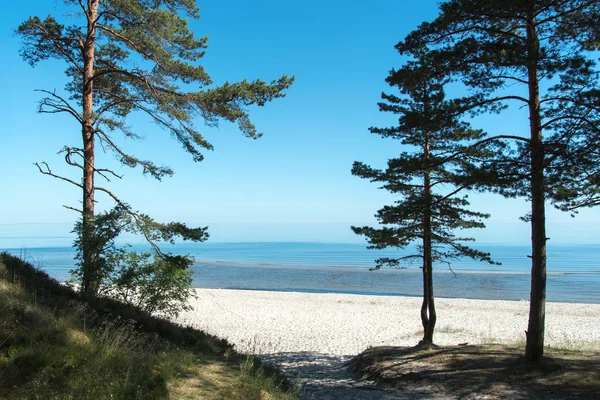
xmin=349 ymin=344 xmax=600 ymax=399
xmin=0 ymin=252 xmax=297 ymax=400
xmin=168 ymin=360 xmax=236 ymax=399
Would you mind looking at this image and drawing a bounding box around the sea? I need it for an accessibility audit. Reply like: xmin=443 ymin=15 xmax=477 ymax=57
xmin=1 ymin=241 xmax=599 ymax=303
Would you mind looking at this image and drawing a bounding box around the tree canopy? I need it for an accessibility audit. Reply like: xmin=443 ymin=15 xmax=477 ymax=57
xmin=17 ymin=0 xmax=294 ymax=300
xmin=398 ymin=0 xmax=600 ymax=360
xmin=353 ymin=48 xmax=497 ymax=344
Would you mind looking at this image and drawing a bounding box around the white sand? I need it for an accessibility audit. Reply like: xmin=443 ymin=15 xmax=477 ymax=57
xmin=176 ymin=289 xmax=600 ymax=356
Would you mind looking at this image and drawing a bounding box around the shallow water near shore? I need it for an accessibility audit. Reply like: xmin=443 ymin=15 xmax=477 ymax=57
xmin=1 ymin=242 xmax=599 ymax=303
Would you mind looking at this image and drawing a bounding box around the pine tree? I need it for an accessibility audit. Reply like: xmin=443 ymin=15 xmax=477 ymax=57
xmin=16 ymin=0 xmax=293 ymax=299
xmin=352 ymin=49 xmax=496 ymax=345
xmin=399 ymin=0 xmax=600 ymax=360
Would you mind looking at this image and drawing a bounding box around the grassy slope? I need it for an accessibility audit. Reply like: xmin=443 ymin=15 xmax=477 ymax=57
xmin=0 ymin=253 xmax=297 ymax=400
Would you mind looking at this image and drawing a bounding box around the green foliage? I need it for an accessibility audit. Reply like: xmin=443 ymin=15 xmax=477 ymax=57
xmin=214 ymin=356 xmax=298 ymax=400
xmin=71 ymin=206 xmax=199 ymax=316
xmin=399 ymin=0 xmax=600 ymax=212
xmin=71 ymin=207 xmax=127 ymax=297
xmin=16 ymin=0 xmax=294 ymax=172
xmin=106 ymin=251 xmax=195 ymax=316
xmin=353 ymin=49 xmax=497 ymax=270
xmin=0 ymin=253 xmax=297 ymax=400
xmin=397 ymin=0 xmax=600 ymax=360
xmin=0 ymin=278 xmax=191 ymax=399
xmin=16 ymin=0 xmax=293 ymax=300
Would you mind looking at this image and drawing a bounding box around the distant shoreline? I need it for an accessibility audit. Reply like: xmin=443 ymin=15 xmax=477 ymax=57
xmin=188 ymin=286 xmax=600 ymax=305
xmin=2 ymin=243 xmax=599 ymax=303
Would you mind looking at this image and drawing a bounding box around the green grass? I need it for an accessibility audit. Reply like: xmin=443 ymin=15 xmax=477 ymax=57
xmin=0 ymin=252 xmax=297 ymax=400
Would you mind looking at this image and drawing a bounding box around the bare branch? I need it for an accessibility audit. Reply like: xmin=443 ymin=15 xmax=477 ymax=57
xmin=63 ymin=205 xmax=83 ymax=214
xmin=456 ymin=95 xmax=531 ymax=116
xmin=93 ymin=97 xmax=140 ymax=123
xmin=93 ymin=168 xmax=123 ymax=182
xmin=491 ymin=75 xmax=529 ymax=85
xmin=59 ymin=146 xmax=123 ymax=182
xmin=442 ymin=261 xmax=458 ymax=279
xmin=76 ymin=0 xmax=86 ymax=14
xmin=95 ymin=128 xmax=132 ymax=158
xmin=96 ymin=168 xmax=123 ymax=181
xmin=34 ymin=161 xmax=83 ymax=188
xmin=36 ymin=90 xmax=82 ymax=122
xmin=95 ymin=186 xmax=138 ymax=216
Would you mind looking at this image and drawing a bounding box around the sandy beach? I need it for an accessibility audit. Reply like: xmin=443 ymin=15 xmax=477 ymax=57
xmin=175 ymin=289 xmax=600 ymax=398
xmin=177 ymin=289 xmax=600 ymax=356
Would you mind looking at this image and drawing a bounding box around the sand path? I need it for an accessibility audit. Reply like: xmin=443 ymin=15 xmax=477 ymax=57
xmin=176 ymin=289 xmax=600 ymax=399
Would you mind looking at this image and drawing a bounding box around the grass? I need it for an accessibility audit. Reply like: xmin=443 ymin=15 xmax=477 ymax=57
xmin=349 ymin=343 xmax=600 ymax=399
xmin=0 ymin=252 xmax=297 ymax=400
xmin=480 ymin=334 xmax=600 ymax=352
xmin=434 ymin=324 xmax=471 ymax=336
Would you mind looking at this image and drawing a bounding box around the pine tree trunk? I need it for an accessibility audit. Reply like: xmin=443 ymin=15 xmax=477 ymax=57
xmin=525 ymin=10 xmax=547 ymax=362
xmin=423 ymin=242 xmax=436 ymax=343
xmin=81 ymin=1 xmax=98 ymax=299
xmin=421 ymin=135 xmax=436 ymax=344
xmin=422 ymin=183 xmax=436 ymax=343
xmin=420 ymin=257 xmax=429 ymax=339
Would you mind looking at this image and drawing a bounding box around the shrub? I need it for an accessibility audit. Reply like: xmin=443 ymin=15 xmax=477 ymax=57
xmin=71 ymin=207 xmax=196 ymax=316
xmin=104 ymin=251 xmax=195 ymax=317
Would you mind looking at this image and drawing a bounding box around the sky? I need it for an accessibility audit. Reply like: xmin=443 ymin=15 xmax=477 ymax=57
xmin=1 ymin=0 xmax=600 ymax=246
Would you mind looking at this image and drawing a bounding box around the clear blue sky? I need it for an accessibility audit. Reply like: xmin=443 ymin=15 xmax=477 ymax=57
xmin=1 ymin=0 xmax=599 ymax=245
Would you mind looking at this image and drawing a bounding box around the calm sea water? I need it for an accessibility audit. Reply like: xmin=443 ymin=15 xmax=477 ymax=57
xmin=1 ymin=242 xmax=599 ymax=303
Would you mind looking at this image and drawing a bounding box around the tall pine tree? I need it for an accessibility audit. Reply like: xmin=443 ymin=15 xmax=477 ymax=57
xmin=17 ymin=0 xmax=293 ymax=299
xmin=352 ymin=49 xmax=496 ymax=345
xmin=399 ymin=0 xmax=600 ymax=360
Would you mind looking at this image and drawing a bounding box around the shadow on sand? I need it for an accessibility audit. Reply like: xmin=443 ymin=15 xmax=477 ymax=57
xmin=347 ymin=344 xmax=600 ymax=399
xmin=261 ymin=351 xmax=438 ymax=399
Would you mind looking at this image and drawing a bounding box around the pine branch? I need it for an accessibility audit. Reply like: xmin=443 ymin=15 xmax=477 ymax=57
xmin=34 ymin=161 xmax=83 ymax=188
xmin=63 ymin=205 xmax=83 ymax=214
xmin=96 ymin=24 xmax=160 ymax=65
xmin=93 ymin=186 xmax=163 ymax=255
xmin=36 ymin=90 xmax=82 ymax=122
xmin=60 ymin=146 xmax=123 ymax=182
xmin=536 ymin=0 xmax=597 ymax=25
xmin=29 ymin=20 xmax=83 ymax=71
xmin=430 ymin=134 xmax=530 ymax=170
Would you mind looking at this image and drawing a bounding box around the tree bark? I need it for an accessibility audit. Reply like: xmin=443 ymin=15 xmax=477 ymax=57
xmin=81 ymin=1 xmax=98 ymax=299
xmin=525 ymin=9 xmax=547 ymax=362
xmin=420 ymin=248 xmax=429 ymax=339
xmin=421 ymin=133 xmax=436 ymax=344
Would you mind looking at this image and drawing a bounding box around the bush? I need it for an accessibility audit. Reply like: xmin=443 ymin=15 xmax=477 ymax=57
xmin=104 ymin=251 xmax=195 ymax=316
xmin=71 ymin=206 xmax=197 ymax=316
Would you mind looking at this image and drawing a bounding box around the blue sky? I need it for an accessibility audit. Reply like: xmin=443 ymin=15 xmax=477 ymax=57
xmin=1 ymin=0 xmax=599 ymax=245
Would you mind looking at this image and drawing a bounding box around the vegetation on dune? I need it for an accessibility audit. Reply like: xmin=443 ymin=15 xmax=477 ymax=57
xmin=70 ymin=206 xmax=197 ymax=317
xmin=7 ymin=4 xmax=600 ymax=400
xmin=0 ymin=252 xmax=297 ymax=400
